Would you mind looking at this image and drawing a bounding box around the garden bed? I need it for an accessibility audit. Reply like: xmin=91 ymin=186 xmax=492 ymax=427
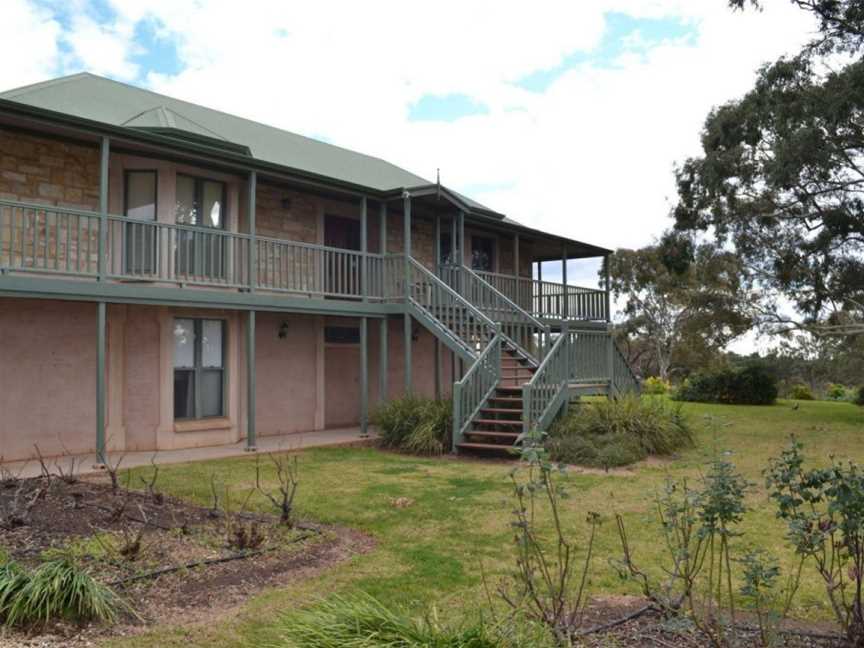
xmin=580 ymin=596 xmax=844 ymax=647
xmin=0 ymin=473 xmax=374 ymax=646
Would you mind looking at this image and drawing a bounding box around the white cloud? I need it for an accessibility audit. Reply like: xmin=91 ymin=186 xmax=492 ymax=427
xmin=0 ymin=1 xmax=63 ymax=90
xmin=62 ymin=14 xmax=140 ymax=81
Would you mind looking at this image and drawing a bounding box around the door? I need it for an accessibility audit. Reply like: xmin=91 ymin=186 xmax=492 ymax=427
xmin=124 ymin=170 xmax=158 ymax=275
xmin=324 ymin=215 xmax=361 ymax=296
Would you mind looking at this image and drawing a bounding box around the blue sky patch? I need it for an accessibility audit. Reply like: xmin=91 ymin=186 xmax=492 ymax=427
xmin=130 ymin=19 xmax=183 ymax=77
xmin=517 ymin=12 xmax=697 ymax=92
xmin=408 ymin=93 xmax=489 ymax=122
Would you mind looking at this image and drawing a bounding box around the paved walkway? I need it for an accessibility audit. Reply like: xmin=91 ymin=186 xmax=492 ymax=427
xmin=6 ymin=426 xmax=379 ymax=479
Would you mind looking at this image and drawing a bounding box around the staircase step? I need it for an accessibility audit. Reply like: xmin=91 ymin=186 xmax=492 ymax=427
xmin=456 ymin=442 xmax=517 ymax=453
xmin=464 ymin=430 xmax=520 ymax=440
xmin=473 ymin=418 xmax=522 ymax=428
xmin=480 ymin=407 xmax=523 ymax=415
xmin=496 ymin=386 xmax=524 ymax=393
xmin=488 ymin=396 xmax=524 ymax=404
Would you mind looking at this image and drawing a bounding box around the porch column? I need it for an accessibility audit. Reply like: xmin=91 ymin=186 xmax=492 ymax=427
xmin=98 ymin=137 xmax=109 ymax=282
xmin=450 ymin=216 xmax=457 ymax=264
xmin=403 ymin=192 xmax=412 ymax=394
xmin=603 ymin=253 xmax=612 ymax=323
xmin=561 ymin=245 xmax=568 ymax=320
xmin=248 ymin=170 xmax=257 ymax=292
xmin=379 ymin=202 xmax=388 ymax=403
xmin=360 ymin=197 xmax=369 ymax=434
xmin=433 ymin=211 xmax=442 ymax=398
xmin=514 ymin=234 xmax=520 ymax=305
xmin=458 ymin=210 xmax=466 ymax=294
xmin=246 ymin=310 xmax=256 ymax=451
xmin=96 ymin=301 xmax=106 ymax=460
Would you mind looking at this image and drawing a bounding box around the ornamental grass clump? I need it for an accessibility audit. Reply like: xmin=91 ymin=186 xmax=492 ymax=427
xmin=373 ymin=396 xmax=453 ymax=456
xmin=271 ymin=593 xmax=500 ymax=648
xmin=0 ymin=556 xmax=127 ymax=628
xmin=547 ymin=395 xmax=692 ymax=468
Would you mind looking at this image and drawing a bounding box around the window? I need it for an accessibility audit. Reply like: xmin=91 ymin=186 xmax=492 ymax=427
xmin=324 ymin=325 xmax=360 ymax=344
xmin=124 ymin=170 xmax=157 ymax=274
xmin=174 ymin=318 xmax=225 ymax=420
xmin=471 ymin=235 xmax=495 ymax=272
xmin=174 ymin=175 xmax=226 ymax=278
xmin=439 ymin=232 xmax=453 ymax=265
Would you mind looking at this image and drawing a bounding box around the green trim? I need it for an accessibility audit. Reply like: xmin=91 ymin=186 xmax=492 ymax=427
xmin=96 ymin=301 xmax=106 ymax=458
xmin=246 ymin=310 xmax=256 ymax=450
xmin=0 ymin=275 xmax=396 ymax=316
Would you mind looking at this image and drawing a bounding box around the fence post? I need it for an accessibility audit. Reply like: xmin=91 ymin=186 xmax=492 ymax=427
xmin=452 ymin=382 xmax=462 ymax=452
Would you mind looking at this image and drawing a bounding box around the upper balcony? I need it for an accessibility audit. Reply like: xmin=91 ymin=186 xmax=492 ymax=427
xmin=0 ymin=198 xmax=609 ymax=322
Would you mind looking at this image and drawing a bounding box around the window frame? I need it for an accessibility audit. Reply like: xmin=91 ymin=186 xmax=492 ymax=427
xmin=324 ymin=325 xmax=361 ymax=345
xmin=122 ymin=169 xmax=159 ymax=275
xmin=173 ymin=317 xmax=227 ymax=421
xmin=175 ymin=173 xmax=227 ymax=230
xmin=471 ymin=234 xmax=496 ymax=272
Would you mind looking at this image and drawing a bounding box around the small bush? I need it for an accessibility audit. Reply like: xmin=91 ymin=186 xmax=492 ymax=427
xmin=272 ymin=594 xmax=501 ymax=648
xmin=788 ymin=383 xmax=815 ymax=401
xmin=826 ymin=383 xmax=848 ymax=401
xmin=854 ymin=385 xmax=864 ymax=407
xmin=372 ymin=396 xmax=452 ymax=456
xmin=547 ymin=395 xmax=693 ymax=468
xmin=0 ymin=556 xmax=126 ymax=628
xmin=673 ymin=365 xmax=778 ymax=405
xmin=642 ymin=376 xmax=671 ymax=395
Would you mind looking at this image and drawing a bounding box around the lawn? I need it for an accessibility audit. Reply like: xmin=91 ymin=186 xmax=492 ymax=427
xmin=103 ymin=399 xmax=863 ymax=647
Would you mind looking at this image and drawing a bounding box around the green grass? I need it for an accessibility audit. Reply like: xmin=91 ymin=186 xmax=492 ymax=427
xmin=104 ymin=399 xmax=863 ymax=648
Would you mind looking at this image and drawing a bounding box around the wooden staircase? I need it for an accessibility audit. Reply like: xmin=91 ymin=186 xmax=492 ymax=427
xmin=456 ymin=347 xmax=535 ymax=454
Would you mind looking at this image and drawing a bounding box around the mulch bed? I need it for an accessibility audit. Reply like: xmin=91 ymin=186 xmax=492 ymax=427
xmin=0 ymin=473 xmax=375 ymax=646
xmin=578 ymin=596 xmax=845 ymax=647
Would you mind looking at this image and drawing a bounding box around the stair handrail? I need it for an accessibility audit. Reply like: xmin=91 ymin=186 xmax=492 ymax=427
xmin=522 ymin=330 xmax=571 ymax=434
xmin=610 ymin=338 xmax=641 ymax=396
xmin=406 ymin=257 xmax=498 ymax=358
xmin=452 ymin=331 xmax=503 ymax=451
xmin=442 ymin=264 xmax=551 ymax=366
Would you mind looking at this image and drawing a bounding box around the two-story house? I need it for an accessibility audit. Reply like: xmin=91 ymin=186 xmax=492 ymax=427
xmin=0 ymin=73 xmax=637 ymax=464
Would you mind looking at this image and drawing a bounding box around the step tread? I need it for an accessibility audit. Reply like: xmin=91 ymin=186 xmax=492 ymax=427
xmin=480 ymin=407 xmax=523 ymax=414
xmin=456 ymin=442 xmax=517 ymax=452
xmin=473 ymin=418 xmax=522 ymax=427
xmin=464 ymin=431 xmax=520 ymax=439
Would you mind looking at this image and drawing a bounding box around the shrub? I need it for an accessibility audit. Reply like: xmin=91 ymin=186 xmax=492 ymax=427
xmin=642 ymin=376 xmax=671 ymax=395
xmin=0 ymin=556 xmax=126 ymax=627
xmin=372 ymin=397 xmax=452 ymax=456
xmin=272 ymin=593 xmax=501 ymax=648
xmin=855 ymin=385 xmax=864 ymax=407
xmin=673 ymin=365 xmax=778 ymax=405
xmin=788 ymin=383 xmax=815 ymax=400
xmin=547 ymin=395 xmax=693 ymax=468
xmin=826 ymin=383 xmax=848 ymax=401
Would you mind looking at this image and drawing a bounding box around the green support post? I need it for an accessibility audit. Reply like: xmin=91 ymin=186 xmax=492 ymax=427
xmin=458 ymin=210 xmax=465 ymax=294
xmin=361 ymin=317 xmax=369 ymax=435
xmin=561 ymin=246 xmax=568 ymax=320
xmin=360 ymin=196 xmax=367 ymax=301
xmin=604 ymin=254 xmax=614 ymax=396
xmin=379 ymin=202 xmax=388 ymax=403
xmin=98 ymin=137 xmax=109 ymax=282
xmin=248 ymin=171 xmax=257 ymax=292
xmin=246 ymin=310 xmax=257 ymax=451
xmin=434 ymin=212 xmax=441 ymax=275
xmin=403 ymin=192 xmax=412 ymax=394
xmin=96 ymin=301 xmax=106 ymax=460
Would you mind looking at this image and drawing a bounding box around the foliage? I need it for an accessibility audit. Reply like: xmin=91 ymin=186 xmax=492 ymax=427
xmin=271 ymin=593 xmax=505 ymax=648
xmin=498 ymin=429 xmax=599 ymax=645
xmin=613 ymin=440 xmax=754 ymax=647
xmin=855 ymin=385 xmax=864 ymax=407
xmin=673 ymin=365 xmax=778 ymax=405
xmin=642 ymin=376 xmax=671 ymax=395
xmin=0 ymin=556 xmax=126 ymax=628
xmin=672 ymin=1 xmax=864 ymax=336
xmin=737 ymin=550 xmax=782 ymax=648
xmin=765 ymin=439 xmax=864 ymax=645
xmin=826 ymin=383 xmax=848 ymax=401
xmin=372 ymin=396 xmax=452 ymax=456
xmin=605 ymin=244 xmax=754 ymax=381
xmin=547 ymin=395 xmax=693 ymax=468
xmin=788 ymin=384 xmax=815 ymax=401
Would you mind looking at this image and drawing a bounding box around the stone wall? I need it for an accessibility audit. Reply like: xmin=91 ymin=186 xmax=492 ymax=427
xmin=0 ymin=128 xmax=100 ymax=209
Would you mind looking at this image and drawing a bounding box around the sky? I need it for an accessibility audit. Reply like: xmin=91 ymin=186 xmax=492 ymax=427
xmin=0 ymin=0 xmax=816 ymax=349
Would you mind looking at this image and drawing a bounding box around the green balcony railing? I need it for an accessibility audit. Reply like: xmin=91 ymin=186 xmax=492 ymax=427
xmin=475 ymin=269 xmax=608 ymax=322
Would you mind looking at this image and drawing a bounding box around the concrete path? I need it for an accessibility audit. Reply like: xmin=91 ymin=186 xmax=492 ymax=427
xmin=5 ymin=427 xmax=379 ymax=479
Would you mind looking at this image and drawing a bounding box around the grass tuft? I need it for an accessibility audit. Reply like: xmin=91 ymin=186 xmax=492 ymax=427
xmin=0 ymin=556 xmax=127 ymax=628
xmin=547 ymin=395 xmax=693 ymax=468
xmin=271 ymin=593 xmax=500 ymax=647
xmin=373 ymin=396 xmax=452 ymax=456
